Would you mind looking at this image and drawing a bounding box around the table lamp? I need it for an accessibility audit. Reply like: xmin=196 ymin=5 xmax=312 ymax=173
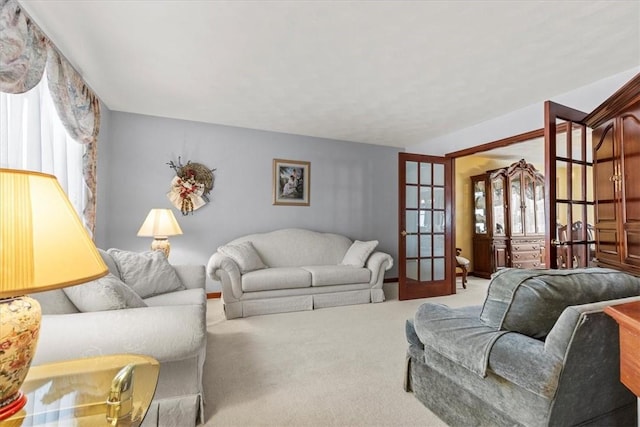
xmin=136 ymin=209 xmax=183 ymax=257
xmin=0 ymin=168 xmax=108 ymax=420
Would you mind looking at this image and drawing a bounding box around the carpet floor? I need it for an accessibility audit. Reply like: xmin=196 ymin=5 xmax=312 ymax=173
xmin=202 ymin=277 xmax=490 ymax=426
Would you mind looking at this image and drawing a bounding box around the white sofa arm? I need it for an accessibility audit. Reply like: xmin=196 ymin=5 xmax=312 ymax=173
xmin=33 ymin=304 xmax=207 ymax=366
xmin=366 ymin=251 xmax=394 ymax=285
xmin=207 ymin=252 xmax=243 ymax=300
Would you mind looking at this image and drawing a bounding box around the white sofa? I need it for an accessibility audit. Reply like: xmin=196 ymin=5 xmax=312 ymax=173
xmin=30 ymin=249 xmax=207 ymax=427
xmin=207 ymin=228 xmax=394 ymax=319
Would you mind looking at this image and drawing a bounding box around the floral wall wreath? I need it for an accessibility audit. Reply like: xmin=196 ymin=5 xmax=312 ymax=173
xmin=167 ymin=157 xmax=216 ymax=215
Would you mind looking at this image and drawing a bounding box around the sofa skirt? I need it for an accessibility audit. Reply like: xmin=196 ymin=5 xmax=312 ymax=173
xmin=142 ymin=394 xmax=203 ymax=427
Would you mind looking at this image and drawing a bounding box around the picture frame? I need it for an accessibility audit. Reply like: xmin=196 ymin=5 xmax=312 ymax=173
xmin=272 ymin=158 xmax=310 ymax=206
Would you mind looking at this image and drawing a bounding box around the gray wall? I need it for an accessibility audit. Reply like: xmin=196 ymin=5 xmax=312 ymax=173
xmin=95 ymin=111 xmax=401 ymax=291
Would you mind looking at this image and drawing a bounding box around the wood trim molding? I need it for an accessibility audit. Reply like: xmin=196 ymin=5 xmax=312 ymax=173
xmin=383 ymin=277 xmax=399 ymax=283
xmin=585 ymin=72 xmax=640 ymax=128
xmin=445 ymin=123 xmax=568 ymax=159
xmin=206 ymin=292 xmax=221 ymax=299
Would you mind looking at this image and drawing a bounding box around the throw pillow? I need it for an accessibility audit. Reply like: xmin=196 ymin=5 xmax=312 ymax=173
xmin=218 ymin=241 xmax=267 ymax=274
xmin=341 ymin=240 xmax=378 ymax=267
xmin=63 ymin=273 xmax=147 ymax=312
xmin=107 ymin=249 xmax=186 ymax=298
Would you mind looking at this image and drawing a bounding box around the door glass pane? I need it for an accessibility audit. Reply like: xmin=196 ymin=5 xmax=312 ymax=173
xmin=433 ymin=258 xmax=445 ymax=280
xmin=535 ymin=180 xmax=545 ymax=233
xmin=420 ymin=210 xmax=431 ymax=233
xmin=571 ymin=124 xmax=585 ymax=162
xmin=557 ymin=160 xmax=568 ymax=200
xmin=511 ymin=177 xmax=522 ymax=234
xmin=433 ymin=211 xmax=445 ymax=233
xmin=433 ymin=164 xmax=444 ymax=186
xmin=420 ymin=187 xmax=432 ymax=209
xmin=434 ymin=235 xmax=444 ymax=256
xmin=406 ymin=211 xmax=418 ymax=233
xmin=420 ymin=259 xmax=432 ymax=281
xmin=420 ymin=163 xmax=431 ymax=185
xmin=406 ymin=161 xmax=418 ymax=184
xmin=434 ymin=187 xmax=444 ymax=209
xmin=406 ymin=260 xmax=418 ymax=280
xmin=406 ymin=235 xmax=418 ymax=258
xmin=556 ymin=123 xmax=567 ymax=158
xmin=420 ymin=235 xmax=432 ymax=257
xmin=406 ymin=185 xmax=418 ymax=209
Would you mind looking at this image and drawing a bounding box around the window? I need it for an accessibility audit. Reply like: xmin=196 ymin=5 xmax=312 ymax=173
xmin=0 ymin=73 xmax=86 ymax=223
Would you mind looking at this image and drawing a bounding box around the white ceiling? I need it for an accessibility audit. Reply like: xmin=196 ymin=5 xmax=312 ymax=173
xmin=17 ymin=0 xmax=640 ymax=149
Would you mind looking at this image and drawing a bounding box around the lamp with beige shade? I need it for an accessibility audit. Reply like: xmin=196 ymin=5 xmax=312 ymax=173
xmin=0 ymin=168 xmax=108 ymax=420
xmin=136 ymin=209 xmax=183 ymax=257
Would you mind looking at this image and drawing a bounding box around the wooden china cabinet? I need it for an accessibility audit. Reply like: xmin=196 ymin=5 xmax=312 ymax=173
xmin=586 ymin=74 xmax=640 ymax=275
xmin=472 ymin=159 xmax=546 ymax=278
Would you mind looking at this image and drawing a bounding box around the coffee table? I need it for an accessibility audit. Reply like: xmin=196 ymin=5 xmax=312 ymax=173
xmin=1 ymin=354 xmax=159 ymax=427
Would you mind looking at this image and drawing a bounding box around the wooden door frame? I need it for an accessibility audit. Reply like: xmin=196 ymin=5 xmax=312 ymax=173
xmin=398 ymin=153 xmax=454 ymax=299
xmin=445 ymin=124 xmax=570 ymax=277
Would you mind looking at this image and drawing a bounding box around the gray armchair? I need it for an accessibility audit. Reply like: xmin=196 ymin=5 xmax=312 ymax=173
xmin=405 ymin=268 xmax=640 ymax=427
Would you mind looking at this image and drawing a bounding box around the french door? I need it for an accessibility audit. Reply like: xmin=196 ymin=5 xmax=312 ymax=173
xmin=544 ymin=101 xmax=595 ymax=269
xmin=398 ymin=153 xmax=454 ymax=300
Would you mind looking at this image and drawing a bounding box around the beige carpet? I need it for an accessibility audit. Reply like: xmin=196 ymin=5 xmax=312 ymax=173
xmin=202 ymin=278 xmax=490 ymax=426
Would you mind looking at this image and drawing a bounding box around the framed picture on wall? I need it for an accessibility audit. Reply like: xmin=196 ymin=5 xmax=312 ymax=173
xmin=273 ymin=158 xmax=310 ymax=206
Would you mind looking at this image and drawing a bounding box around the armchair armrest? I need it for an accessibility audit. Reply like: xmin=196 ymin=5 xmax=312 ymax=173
xmin=34 ymin=304 xmax=207 ymax=366
xmin=544 ymin=295 xmax=640 ymax=360
xmin=488 ymin=333 xmax=563 ymax=399
xmin=206 ymin=252 xmax=243 ymax=300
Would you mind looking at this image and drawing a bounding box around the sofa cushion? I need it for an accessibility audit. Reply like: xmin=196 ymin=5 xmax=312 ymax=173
xmin=218 ymin=241 xmax=267 ymax=273
xmin=107 ymin=249 xmax=186 ymax=298
xmin=242 ymin=267 xmax=311 ymax=292
xmin=480 ymin=268 xmax=640 ymax=339
xmin=98 ymin=248 xmax=119 ymax=275
xmin=144 ymin=288 xmax=206 ymax=307
xmin=341 ymin=240 xmax=378 ymax=267
xmin=63 ymin=273 xmax=147 ymax=312
xmin=301 ymin=265 xmax=371 ymax=287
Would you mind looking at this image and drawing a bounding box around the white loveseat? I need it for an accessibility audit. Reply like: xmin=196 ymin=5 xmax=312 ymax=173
xmin=207 ymin=228 xmax=394 ymax=319
xmin=30 ymin=249 xmax=207 ymax=427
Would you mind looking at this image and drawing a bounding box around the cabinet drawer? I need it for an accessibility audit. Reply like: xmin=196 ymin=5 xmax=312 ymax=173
xmin=511 ymin=250 xmax=541 ymax=262
xmin=511 ymin=243 xmax=540 ymax=252
xmin=512 ymin=259 xmax=542 ymax=269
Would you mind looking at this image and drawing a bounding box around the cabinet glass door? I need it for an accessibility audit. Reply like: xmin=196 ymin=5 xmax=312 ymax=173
xmin=524 ymin=175 xmax=536 ymax=234
xmin=492 ymin=177 xmax=505 ymax=235
xmin=474 ymin=180 xmax=487 ymax=234
xmin=510 ymin=176 xmax=523 ymax=235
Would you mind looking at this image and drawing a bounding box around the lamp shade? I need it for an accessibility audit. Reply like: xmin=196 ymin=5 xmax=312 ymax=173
xmin=0 ymin=169 xmax=108 ymax=298
xmin=137 ymin=209 xmax=183 ymax=238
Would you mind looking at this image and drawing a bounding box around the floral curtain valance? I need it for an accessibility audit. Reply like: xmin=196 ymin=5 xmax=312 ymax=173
xmin=0 ymin=0 xmax=100 ymax=234
xmin=0 ymin=0 xmax=100 ymax=145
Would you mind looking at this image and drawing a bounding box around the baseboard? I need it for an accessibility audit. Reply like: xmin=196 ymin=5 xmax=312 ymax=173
xmin=383 ymin=277 xmax=399 ymax=283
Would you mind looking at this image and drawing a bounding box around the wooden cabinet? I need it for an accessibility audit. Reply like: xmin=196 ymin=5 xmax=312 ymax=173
xmin=472 ymin=159 xmax=545 ymax=278
xmin=587 ymin=75 xmax=640 ymax=276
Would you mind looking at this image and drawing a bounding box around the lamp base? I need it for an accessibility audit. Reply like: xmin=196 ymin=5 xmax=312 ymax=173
xmin=0 ymin=296 xmax=41 ymax=421
xmin=151 ymin=238 xmax=171 ymax=257
xmin=0 ymin=392 xmax=25 ymax=420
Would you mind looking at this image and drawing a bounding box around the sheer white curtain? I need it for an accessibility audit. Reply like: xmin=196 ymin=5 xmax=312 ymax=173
xmin=0 ymin=73 xmax=86 ymax=221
